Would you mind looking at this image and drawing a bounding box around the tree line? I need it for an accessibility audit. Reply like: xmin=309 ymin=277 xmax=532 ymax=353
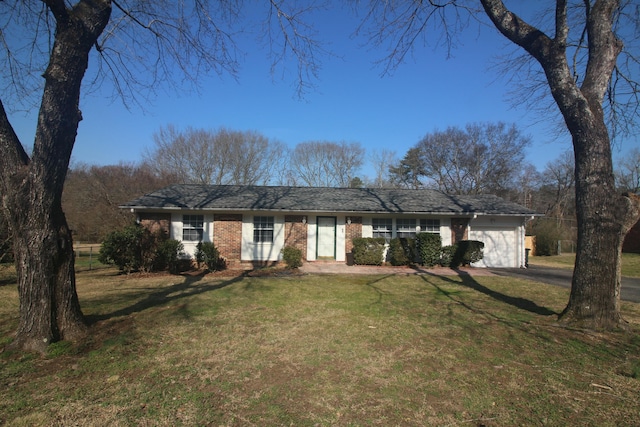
xmin=48 ymin=123 xmax=638 ymax=244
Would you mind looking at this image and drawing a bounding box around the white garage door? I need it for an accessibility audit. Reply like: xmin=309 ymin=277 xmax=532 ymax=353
xmin=469 ymin=227 xmax=518 ymax=268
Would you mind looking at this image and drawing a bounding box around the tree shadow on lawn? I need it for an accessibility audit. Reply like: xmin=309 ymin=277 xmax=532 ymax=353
xmin=420 ymin=269 xmax=558 ymax=317
xmin=363 ymin=274 xmax=397 ymax=305
xmin=85 ymin=271 xmax=246 ymax=324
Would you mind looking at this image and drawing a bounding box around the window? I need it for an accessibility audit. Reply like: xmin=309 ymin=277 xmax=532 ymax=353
xmin=253 ymin=216 xmax=274 ymax=243
xmin=420 ymin=219 xmax=440 ymax=233
xmin=372 ymin=218 xmax=393 ymax=241
xmin=183 ymin=215 xmax=204 ymax=241
xmin=396 ymin=219 xmax=417 ymax=238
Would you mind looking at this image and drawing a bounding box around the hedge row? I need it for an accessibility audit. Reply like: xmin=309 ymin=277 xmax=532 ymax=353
xmin=351 ymin=234 xmax=484 ymax=268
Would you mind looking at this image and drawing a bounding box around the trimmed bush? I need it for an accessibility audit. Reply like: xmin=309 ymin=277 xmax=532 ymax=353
xmin=195 ymin=241 xmax=225 ymax=271
xmin=100 ymin=224 xmax=192 ymax=274
xmin=352 ymin=237 xmax=386 ymax=266
xmin=154 ymin=239 xmax=185 ymax=274
xmin=416 ymin=233 xmax=442 ymax=267
xmin=439 ymin=245 xmax=456 ymax=267
xmin=451 ymin=240 xmax=484 ymax=267
xmin=388 ymin=237 xmax=416 ymax=266
xmin=281 ymin=246 xmax=303 ymax=269
xmin=99 ymin=224 xmax=157 ymax=273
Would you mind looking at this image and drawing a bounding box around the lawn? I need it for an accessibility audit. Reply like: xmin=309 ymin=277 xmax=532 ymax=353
xmin=530 ymin=252 xmax=640 ymax=277
xmin=1 ymin=267 xmax=639 ymax=426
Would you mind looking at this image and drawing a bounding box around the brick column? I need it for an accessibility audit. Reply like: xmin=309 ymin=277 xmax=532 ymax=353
xmin=284 ymin=215 xmax=308 ymax=260
xmin=345 ymin=216 xmax=362 ymax=253
xmin=213 ymin=214 xmax=243 ymax=263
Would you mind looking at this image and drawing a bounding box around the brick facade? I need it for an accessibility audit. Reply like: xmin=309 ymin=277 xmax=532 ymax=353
xmin=284 ymin=215 xmax=308 ymax=260
xmin=450 ymin=218 xmax=469 ymax=243
xmin=213 ymin=214 xmax=242 ymax=263
xmin=139 ymin=213 xmax=171 ymax=237
xmin=345 ymin=216 xmax=363 ymax=253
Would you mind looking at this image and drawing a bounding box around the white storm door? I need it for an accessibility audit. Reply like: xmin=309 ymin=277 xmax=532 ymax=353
xmin=317 ymin=216 xmax=336 ymax=259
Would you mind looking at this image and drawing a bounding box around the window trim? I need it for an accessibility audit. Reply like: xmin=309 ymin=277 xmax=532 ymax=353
xmin=396 ymin=218 xmax=417 ymax=238
xmin=419 ymin=219 xmax=441 ymax=234
xmin=372 ymin=218 xmax=393 ymax=241
xmin=253 ymin=216 xmax=275 ymax=243
xmin=182 ymin=214 xmax=204 ymax=242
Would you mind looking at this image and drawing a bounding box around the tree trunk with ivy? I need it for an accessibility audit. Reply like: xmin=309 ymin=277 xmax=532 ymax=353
xmin=0 ymin=1 xmax=111 ymax=352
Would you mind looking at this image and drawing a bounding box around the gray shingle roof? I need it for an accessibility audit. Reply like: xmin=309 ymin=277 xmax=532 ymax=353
xmin=121 ymin=184 xmax=537 ymax=216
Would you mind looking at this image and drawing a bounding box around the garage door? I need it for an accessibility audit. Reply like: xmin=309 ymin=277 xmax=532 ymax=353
xmin=469 ymin=227 xmax=518 ymax=268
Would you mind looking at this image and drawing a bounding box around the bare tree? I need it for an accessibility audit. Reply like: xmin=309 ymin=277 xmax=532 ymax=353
xmin=615 ymin=148 xmax=640 ymax=193
xmin=368 ymin=149 xmax=397 ymax=188
xmin=144 ymin=126 xmax=286 ymax=186
xmin=487 ymin=161 xmax=541 ymax=206
xmin=0 ymin=1 xmax=323 ymax=352
xmin=360 ymin=0 xmax=640 ymax=329
xmin=290 ymin=141 xmax=365 ymax=187
xmin=539 ymin=150 xmax=576 ymax=219
xmin=390 ymin=123 xmax=530 ymax=194
xmin=63 ymin=162 xmax=178 ymax=242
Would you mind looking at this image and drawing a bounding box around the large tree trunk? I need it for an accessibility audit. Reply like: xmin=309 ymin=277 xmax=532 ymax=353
xmin=480 ymin=0 xmax=640 ymax=330
xmin=560 ymin=121 xmax=640 ymax=329
xmin=7 ymin=177 xmax=86 ymax=352
xmin=0 ymin=1 xmax=111 ymax=352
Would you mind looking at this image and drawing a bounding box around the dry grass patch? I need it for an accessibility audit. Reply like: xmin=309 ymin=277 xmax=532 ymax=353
xmin=0 ymin=268 xmax=639 ymax=426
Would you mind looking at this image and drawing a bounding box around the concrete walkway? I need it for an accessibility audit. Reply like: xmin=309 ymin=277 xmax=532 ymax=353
xmin=299 ymin=261 xmax=495 ymax=276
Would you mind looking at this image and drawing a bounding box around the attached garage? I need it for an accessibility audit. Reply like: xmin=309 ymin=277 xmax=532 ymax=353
xmin=469 ymin=218 xmax=525 ymax=268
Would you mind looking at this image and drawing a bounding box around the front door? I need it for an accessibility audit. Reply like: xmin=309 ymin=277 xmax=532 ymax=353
xmin=317 ymin=216 xmax=336 ymax=259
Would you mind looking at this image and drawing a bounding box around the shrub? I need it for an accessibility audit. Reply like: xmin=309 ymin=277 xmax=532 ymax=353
xmin=281 ymin=246 xmax=303 ymax=269
xmin=416 ymin=233 xmax=442 ymax=267
xmin=388 ymin=237 xmax=416 ymax=266
xmin=195 ymin=241 xmax=225 ymax=271
xmin=352 ymin=237 xmax=386 ymax=265
xmin=439 ymin=245 xmax=457 ymax=267
xmin=154 ymin=239 xmax=185 ymax=274
xmin=99 ymin=224 xmax=153 ymax=273
xmin=531 ymin=220 xmax=563 ymax=256
xmin=100 ymin=224 xmax=184 ymax=274
xmin=451 ymin=240 xmax=484 ymax=267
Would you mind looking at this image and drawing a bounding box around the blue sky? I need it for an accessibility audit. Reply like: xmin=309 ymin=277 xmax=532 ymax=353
xmin=7 ymin=2 xmax=638 ymax=181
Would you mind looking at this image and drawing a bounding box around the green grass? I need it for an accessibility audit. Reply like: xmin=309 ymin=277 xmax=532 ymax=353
xmin=531 ymin=252 xmax=640 ymax=277
xmin=0 ymin=268 xmax=639 ymax=426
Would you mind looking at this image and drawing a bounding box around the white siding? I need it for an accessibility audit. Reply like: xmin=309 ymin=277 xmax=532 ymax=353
xmin=241 ymin=214 xmax=285 ymax=261
xmin=439 ymin=218 xmax=452 ymax=246
xmin=306 ymin=216 xmax=317 ymax=261
xmin=171 ymin=212 xmax=213 ymax=258
xmin=336 ymin=217 xmax=346 ymax=262
xmin=361 ymin=217 xmax=373 ymax=238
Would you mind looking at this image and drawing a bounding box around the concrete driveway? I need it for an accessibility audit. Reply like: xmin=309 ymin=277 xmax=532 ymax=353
xmin=489 ymin=265 xmax=640 ymax=303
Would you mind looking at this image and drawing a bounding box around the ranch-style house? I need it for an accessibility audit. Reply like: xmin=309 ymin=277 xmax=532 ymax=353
xmin=121 ymin=184 xmax=538 ymax=268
